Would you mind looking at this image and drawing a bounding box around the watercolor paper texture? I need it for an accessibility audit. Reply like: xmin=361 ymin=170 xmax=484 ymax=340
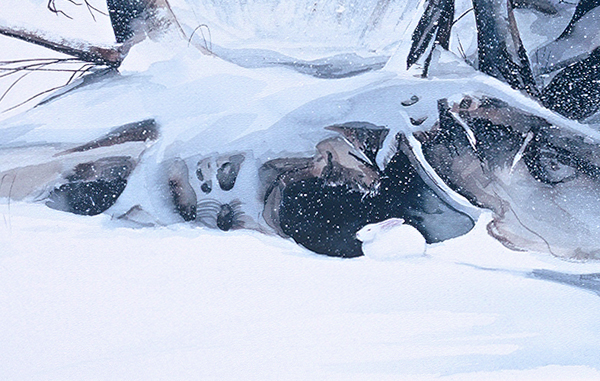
xmin=2 ymin=0 xmax=600 ymax=379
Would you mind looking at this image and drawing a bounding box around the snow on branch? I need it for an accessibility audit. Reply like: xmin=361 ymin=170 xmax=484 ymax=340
xmin=0 ymin=25 xmax=123 ymax=67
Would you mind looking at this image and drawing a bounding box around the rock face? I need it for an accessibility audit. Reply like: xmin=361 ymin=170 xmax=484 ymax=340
xmin=0 ymin=119 xmax=159 ymax=216
xmin=264 ymin=122 xmax=475 ymax=258
xmin=160 ymin=150 xmax=254 ymax=232
xmin=5 ymin=93 xmax=600 ymax=259
xmin=46 ymin=156 xmax=133 ymax=216
xmin=420 ymin=96 xmax=600 ymax=259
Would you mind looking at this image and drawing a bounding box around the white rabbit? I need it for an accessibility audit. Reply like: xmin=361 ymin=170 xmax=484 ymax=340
xmin=356 ymin=218 xmax=426 ymax=260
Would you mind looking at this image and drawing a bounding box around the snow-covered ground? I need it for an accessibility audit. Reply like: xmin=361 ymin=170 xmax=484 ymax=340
xmin=3 ymin=1 xmax=600 ymax=379
xmin=3 ymin=204 xmax=600 ymax=380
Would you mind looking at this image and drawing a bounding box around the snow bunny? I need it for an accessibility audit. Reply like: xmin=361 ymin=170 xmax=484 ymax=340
xmin=356 ymin=218 xmax=426 ymax=261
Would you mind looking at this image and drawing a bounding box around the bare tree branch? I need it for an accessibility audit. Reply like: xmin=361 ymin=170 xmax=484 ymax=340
xmin=2 ymin=83 xmax=72 ymax=113
xmin=407 ymin=0 xmax=454 ymax=70
xmin=0 ymin=60 xmax=96 ymax=113
xmin=0 ymin=58 xmax=95 ymax=110
xmin=0 ymin=58 xmax=78 ymax=79
xmin=0 ymin=25 xmax=123 ymax=66
xmin=0 ymin=72 xmax=31 ymax=104
xmin=472 ymin=0 xmax=539 ymax=96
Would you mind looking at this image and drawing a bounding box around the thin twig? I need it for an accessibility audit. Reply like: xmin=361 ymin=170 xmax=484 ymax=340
xmin=188 ymin=24 xmax=213 ymax=53
xmin=0 ymin=58 xmax=79 ymax=65
xmin=0 ymin=72 xmax=32 ymax=103
xmin=2 ymin=67 xmax=93 ymax=73
xmin=453 ymin=8 xmax=473 ymax=25
xmin=47 ymin=0 xmax=106 ymax=21
xmin=48 ymin=0 xmax=74 ymax=19
xmin=76 ymin=63 xmax=94 ymax=75
xmin=83 ymin=0 xmax=108 ymax=21
xmin=0 ymin=60 xmax=72 ymax=79
xmin=456 ymin=35 xmax=467 ymax=60
xmin=0 ymin=58 xmax=97 ymax=112
xmin=2 ymin=84 xmax=72 ymax=113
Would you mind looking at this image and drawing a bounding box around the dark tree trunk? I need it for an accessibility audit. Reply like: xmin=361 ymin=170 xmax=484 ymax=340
xmin=558 ymin=0 xmax=600 ymax=39
xmin=407 ymin=0 xmax=455 ymax=70
xmin=510 ymin=0 xmax=557 ymax=14
xmin=540 ymin=47 xmax=600 ymax=120
xmin=105 ymin=0 xmax=179 ymax=45
xmin=472 ymin=0 xmax=538 ymax=96
xmin=106 ymin=0 xmax=147 ymax=43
